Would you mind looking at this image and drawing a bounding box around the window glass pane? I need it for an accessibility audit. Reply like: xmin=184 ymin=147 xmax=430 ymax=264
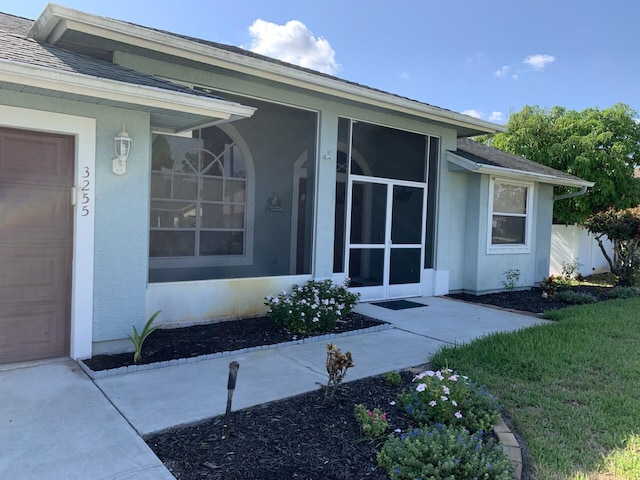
xmin=150 ymin=231 xmax=195 ymax=257
xmin=173 ymin=174 xmax=198 ymax=200
xmin=201 ymin=153 xmax=223 ymax=177
xmin=150 ymin=201 xmax=196 ymax=228
xmin=334 ymin=174 xmax=347 ymax=273
xmin=201 ymin=177 xmax=223 ymax=201
xmin=352 ymin=121 xmax=426 ymax=182
xmin=424 ymin=136 xmax=439 ymax=268
xmin=350 ymin=181 xmax=386 ymax=244
xmin=392 ymin=186 xmax=423 ymax=244
xmin=348 ymin=248 xmax=384 ymax=287
xmin=151 ymin=172 xmax=171 ymax=198
xmin=200 ymin=231 xmax=244 ymax=255
xmin=492 ymin=215 xmax=525 ymax=244
xmin=228 ymin=145 xmax=247 ymax=178
xmin=493 ymin=183 xmax=527 ymax=214
xmin=175 ymin=151 xmax=198 ymax=174
xmin=225 ymin=180 xmax=246 ymax=202
xmin=390 ymin=249 xmax=421 ymax=284
xmin=201 ymin=204 xmax=245 ymax=228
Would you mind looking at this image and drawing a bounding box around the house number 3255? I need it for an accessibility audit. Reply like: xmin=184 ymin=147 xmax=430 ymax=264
xmin=81 ymin=166 xmax=91 ymax=217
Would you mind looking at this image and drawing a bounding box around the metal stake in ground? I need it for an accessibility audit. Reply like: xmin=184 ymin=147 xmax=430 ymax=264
xmin=222 ymin=361 xmax=240 ymax=439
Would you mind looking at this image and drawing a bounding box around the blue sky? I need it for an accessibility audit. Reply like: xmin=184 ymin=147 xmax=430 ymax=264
xmin=2 ymin=0 xmax=638 ymax=124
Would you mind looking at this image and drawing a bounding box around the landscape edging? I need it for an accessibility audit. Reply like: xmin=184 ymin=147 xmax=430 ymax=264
xmin=77 ymin=322 xmax=394 ymax=380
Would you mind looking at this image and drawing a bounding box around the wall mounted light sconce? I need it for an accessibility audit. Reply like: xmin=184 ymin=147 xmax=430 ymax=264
xmin=112 ymin=125 xmax=132 ymax=175
xmin=323 ymin=150 xmax=333 ymax=161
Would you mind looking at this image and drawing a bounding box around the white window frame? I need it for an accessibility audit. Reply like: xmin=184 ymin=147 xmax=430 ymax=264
xmin=486 ymin=177 xmax=533 ymax=255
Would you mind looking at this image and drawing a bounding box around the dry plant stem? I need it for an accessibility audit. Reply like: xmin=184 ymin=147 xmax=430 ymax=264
xmin=324 ymin=343 xmax=354 ymax=403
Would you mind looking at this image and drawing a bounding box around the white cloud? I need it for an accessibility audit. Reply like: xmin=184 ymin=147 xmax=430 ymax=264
xmin=399 ymin=70 xmax=409 ymax=79
xmin=494 ymin=66 xmax=509 ymax=78
xmin=248 ymin=19 xmax=338 ymax=74
xmin=489 ymin=111 xmax=505 ymax=122
xmin=462 ymin=109 xmax=483 ymax=119
xmin=523 ymin=54 xmax=556 ymax=70
xmin=512 ymin=73 xmax=519 ymax=80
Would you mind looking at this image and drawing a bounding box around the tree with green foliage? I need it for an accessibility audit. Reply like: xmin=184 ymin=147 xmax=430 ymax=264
xmin=487 ymin=103 xmax=640 ymax=224
xmin=583 ymin=207 xmax=640 ymax=286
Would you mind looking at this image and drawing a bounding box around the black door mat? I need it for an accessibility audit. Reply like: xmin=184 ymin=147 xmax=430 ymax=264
xmin=371 ymin=300 xmax=428 ymax=310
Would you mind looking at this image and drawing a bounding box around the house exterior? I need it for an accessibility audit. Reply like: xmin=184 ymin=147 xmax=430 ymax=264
xmin=0 ymin=4 xmax=592 ymax=364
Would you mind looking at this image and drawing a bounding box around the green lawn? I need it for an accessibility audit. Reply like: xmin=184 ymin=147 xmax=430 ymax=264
xmin=429 ymin=298 xmax=640 ymax=479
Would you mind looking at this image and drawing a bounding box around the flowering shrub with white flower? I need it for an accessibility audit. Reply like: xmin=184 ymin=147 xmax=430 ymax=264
xmin=265 ymin=279 xmax=360 ymax=334
xmin=377 ymin=424 xmax=512 ymax=480
xmin=398 ymin=368 xmax=500 ymax=433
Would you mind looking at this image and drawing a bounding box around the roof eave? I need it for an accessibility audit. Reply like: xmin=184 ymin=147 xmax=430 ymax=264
xmin=446 ymin=151 xmax=595 ymax=188
xmin=0 ymin=59 xmax=256 ymax=131
xmin=29 ymin=4 xmax=503 ymax=136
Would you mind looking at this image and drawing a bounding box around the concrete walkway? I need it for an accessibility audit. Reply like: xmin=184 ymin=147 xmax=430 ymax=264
xmin=0 ymin=297 xmax=546 ymax=479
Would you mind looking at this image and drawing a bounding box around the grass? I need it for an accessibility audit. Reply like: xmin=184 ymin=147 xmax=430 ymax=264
xmin=429 ymin=298 xmax=640 ymax=480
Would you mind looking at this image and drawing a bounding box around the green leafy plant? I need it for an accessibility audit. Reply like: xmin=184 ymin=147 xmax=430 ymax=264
xmin=129 ymin=310 xmax=161 ymax=363
xmin=354 ymin=404 xmax=388 ymax=438
xmin=540 ymin=275 xmax=558 ymax=298
xmin=383 ymin=371 xmax=402 ymax=386
xmin=556 ymin=290 xmax=597 ymax=305
xmin=377 ymin=424 xmax=512 ymax=480
xmin=561 ymin=258 xmax=582 ymax=280
xmin=265 ymin=279 xmax=360 ymax=334
xmin=501 ymin=268 xmax=520 ymax=291
xmin=398 ymin=368 xmax=500 ymax=433
xmin=605 ymin=286 xmax=640 ymax=299
xmin=324 ymin=343 xmax=354 ymax=403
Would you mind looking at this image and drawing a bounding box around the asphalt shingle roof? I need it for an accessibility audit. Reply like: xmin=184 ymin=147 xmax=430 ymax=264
xmin=0 ymin=12 xmax=224 ymax=101
xmin=454 ymin=138 xmax=588 ymax=184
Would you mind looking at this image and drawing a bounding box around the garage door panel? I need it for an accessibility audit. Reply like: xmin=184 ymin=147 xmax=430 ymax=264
xmin=0 ymin=304 xmax=68 ymax=363
xmin=0 ymin=246 xmax=70 ymax=300
xmin=0 ymin=183 xmax=71 ymax=241
xmin=0 ymin=131 xmax=73 ymax=184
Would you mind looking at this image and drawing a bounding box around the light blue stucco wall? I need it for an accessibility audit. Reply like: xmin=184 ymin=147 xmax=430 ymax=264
xmin=92 ymin=113 xmax=151 ymax=342
xmin=448 ymin=169 xmax=555 ymax=293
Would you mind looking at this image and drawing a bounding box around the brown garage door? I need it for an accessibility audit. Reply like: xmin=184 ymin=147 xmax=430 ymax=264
xmin=0 ymin=127 xmax=74 ymax=364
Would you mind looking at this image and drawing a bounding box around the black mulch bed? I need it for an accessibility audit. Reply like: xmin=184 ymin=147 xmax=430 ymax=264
xmin=146 ymin=371 xmax=421 ymax=480
xmin=447 ymin=285 xmax=611 ymax=314
xmin=83 ymin=313 xmax=385 ymax=372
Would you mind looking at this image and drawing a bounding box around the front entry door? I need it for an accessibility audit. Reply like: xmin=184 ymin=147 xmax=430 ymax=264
xmin=0 ymin=127 xmax=74 ymax=364
xmin=347 ymin=177 xmax=425 ymax=301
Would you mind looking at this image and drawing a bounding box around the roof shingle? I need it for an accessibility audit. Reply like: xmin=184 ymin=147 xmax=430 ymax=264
xmin=454 ymin=138 xmax=588 ymax=184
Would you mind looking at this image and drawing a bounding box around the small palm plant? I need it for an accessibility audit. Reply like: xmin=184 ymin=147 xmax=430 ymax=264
xmin=129 ymin=310 xmax=161 ymax=363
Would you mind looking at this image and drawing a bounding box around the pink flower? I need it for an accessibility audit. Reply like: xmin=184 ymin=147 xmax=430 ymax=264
xmin=442 ymin=386 xmax=450 ymax=395
xmin=429 ymin=400 xmax=437 ymax=407
xmin=451 ymin=400 xmax=458 ymax=407
xmin=441 ymin=396 xmax=448 ymax=401
xmin=416 ymin=383 xmax=427 ymax=392
xmin=455 ymin=411 xmax=463 ymax=419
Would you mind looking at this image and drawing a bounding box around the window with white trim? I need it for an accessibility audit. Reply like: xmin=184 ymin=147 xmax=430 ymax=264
xmin=487 ymin=178 xmax=532 ymax=253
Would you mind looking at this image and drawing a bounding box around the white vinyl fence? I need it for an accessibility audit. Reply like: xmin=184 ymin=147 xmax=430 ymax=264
xmin=550 ymin=224 xmax=612 ymax=277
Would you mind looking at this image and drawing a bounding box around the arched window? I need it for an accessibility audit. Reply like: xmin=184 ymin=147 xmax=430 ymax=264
xmin=149 ymin=126 xmax=254 ymax=268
